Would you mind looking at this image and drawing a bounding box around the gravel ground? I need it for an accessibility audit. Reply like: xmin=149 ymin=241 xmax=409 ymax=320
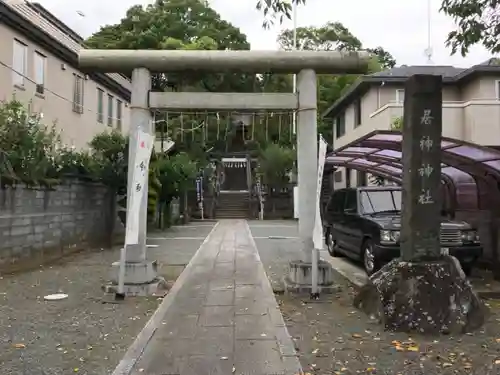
xmin=250 ymin=221 xmax=500 ymax=375
xmin=0 ymin=222 xmax=214 ymax=375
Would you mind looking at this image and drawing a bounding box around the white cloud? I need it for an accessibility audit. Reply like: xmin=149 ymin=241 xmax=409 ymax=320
xmin=38 ymin=0 xmax=494 ymax=67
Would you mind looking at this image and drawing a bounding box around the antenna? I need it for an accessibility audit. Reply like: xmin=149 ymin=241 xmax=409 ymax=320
xmin=424 ymin=0 xmax=433 ymax=64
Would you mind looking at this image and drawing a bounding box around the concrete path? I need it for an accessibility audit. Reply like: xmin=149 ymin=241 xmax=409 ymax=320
xmin=116 ymin=220 xmax=301 ymax=375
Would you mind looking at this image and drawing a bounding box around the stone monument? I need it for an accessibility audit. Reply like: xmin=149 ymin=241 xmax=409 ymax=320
xmin=354 ymin=74 xmax=487 ymax=334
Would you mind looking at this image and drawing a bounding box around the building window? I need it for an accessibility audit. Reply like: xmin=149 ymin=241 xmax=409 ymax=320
xmin=496 ymin=80 xmax=500 ymax=100
xmin=73 ymin=74 xmax=84 ymax=114
xmin=335 ymin=112 xmax=346 ymax=139
xmin=12 ymin=40 xmax=27 ymax=86
xmin=97 ymin=89 xmax=104 ymax=123
xmin=34 ymin=52 xmax=46 ymax=95
xmin=107 ymin=94 xmax=114 ymax=126
xmin=354 ymin=99 xmax=362 ymax=127
xmin=116 ymin=100 xmax=123 ymax=130
xmin=396 ymin=89 xmax=405 ymax=103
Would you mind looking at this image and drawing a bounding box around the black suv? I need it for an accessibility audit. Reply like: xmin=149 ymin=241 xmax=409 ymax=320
xmin=323 ymin=186 xmax=482 ymax=276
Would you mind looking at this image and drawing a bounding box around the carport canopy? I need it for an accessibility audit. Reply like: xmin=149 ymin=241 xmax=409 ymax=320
xmin=325 ymin=130 xmax=500 ymax=211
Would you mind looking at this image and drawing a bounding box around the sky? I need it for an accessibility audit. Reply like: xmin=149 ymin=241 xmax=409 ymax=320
xmin=36 ymin=0 xmax=494 ymax=68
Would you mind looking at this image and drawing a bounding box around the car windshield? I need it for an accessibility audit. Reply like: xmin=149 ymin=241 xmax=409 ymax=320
xmin=360 ymin=189 xmax=402 ymax=215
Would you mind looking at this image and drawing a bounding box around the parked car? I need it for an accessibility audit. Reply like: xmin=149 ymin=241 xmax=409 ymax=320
xmin=323 ymin=186 xmax=482 ymax=276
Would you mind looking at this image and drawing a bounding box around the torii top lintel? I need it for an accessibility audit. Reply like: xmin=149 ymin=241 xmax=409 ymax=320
xmin=78 ymin=49 xmax=371 ymax=74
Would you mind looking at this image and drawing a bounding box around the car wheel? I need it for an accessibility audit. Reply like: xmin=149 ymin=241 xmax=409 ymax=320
xmin=362 ymin=239 xmax=380 ymax=276
xmin=326 ymin=230 xmax=342 ymax=257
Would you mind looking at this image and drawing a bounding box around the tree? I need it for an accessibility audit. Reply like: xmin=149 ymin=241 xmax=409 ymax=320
xmin=366 ymin=47 xmax=397 ymax=69
xmin=86 ymin=0 xmax=255 ymax=92
xmin=156 ymin=152 xmax=198 ymax=226
xmin=440 ymin=0 xmax=500 ymax=55
xmin=277 ymin=22 xmax=362 ymax=51
xmin=257 ymin=0 xmax=306 ymax=29
xmin=257 ymin=143 xmax=295 ymax=190
xmin=0 ymin=99 xmax=61 ymax=187
xmin=391 ymin=116 xmax=403 ymax=130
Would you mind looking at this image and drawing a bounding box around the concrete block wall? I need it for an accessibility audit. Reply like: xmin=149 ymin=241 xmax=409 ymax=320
xmin=0 ymin=181 xmax=116 ymax=270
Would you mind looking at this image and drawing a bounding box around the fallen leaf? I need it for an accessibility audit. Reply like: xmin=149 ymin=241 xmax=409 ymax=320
xmin=12 ymin=343 xmax=26 ymax=349
xmin=312 ymin=348 xmax=319 ymax=354
xmin=442 ymin=363 xmax=453 ymax=368
xmin=352 ymin=333 xmax=362 ymax=338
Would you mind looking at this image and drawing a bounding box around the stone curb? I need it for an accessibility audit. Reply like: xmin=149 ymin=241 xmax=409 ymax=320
xmin=246 ymin=223 xmax=303 ymax=375
xmin=111 ymin=222 xmax=220 ymax=375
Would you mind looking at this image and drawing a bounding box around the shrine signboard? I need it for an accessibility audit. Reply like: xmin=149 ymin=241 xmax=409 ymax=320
xmin=400 ymin=75 xmax=443 ymax=261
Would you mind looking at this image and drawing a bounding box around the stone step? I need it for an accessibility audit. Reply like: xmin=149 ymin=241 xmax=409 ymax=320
xmin=218 ymin=204 xmax=249 ymax=207
xmin=216 ymin=208 xmax=249 ymax=213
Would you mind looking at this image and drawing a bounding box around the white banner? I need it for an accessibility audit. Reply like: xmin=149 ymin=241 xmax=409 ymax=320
xmin=125 ymin=130 xmax=155 ymax=246
xmin=313 ymin=136 xmax=328 ymax=250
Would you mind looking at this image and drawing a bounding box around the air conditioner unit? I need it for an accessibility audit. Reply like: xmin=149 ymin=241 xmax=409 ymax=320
xmin=36 ymin=84 xmax=44 ymax=95
xmin=84 ymin=75 xmax=89 ymax=80
xmin=61 ymin=63 xmax=66 ymax=70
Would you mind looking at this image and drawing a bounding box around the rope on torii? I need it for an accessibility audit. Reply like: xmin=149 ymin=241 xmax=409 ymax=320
xmin=151 ymin=110 xmax=296 ymax=146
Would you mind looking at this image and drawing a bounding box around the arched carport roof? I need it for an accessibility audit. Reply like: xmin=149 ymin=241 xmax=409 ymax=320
xmin=325 ymin=130 xmax=500 ymax=210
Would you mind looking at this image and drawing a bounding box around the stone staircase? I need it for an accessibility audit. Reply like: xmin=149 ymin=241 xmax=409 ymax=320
xmin=215 ymin=191 xmax=250 ymax=219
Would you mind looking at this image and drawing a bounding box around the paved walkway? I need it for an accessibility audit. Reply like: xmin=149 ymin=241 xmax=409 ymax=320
xmin=116 ymin=220 xmax=302 ymax=375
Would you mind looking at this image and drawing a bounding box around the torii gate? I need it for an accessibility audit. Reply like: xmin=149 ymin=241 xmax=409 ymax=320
xmin=79 ymin=49 xmax=370 ymax=295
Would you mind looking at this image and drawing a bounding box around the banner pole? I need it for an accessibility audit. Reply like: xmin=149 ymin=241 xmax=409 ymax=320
xmin=312 ymin=134 xmax=327 ymax=298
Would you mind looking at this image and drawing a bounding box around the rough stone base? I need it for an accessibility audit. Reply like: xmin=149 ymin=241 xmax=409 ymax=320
xmin=353 ymin=256 xmax=488 ymax=334
xmin=110 ymin=259 xmax=158 ymax=284
xmin=284 ymin=260 xmax=338 ymax=294
xmin=102 ymin=277 xmax=168 ymax=297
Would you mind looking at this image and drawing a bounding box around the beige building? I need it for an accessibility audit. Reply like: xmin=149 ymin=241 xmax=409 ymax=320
xmin=0 ymin=1 xmax=131 ymax=150
xmin=323 ymin=61 xmax=500 ymax=188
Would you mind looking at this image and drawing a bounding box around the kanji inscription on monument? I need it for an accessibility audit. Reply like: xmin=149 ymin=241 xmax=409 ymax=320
xmin=400 ymin=74 xmax=443 ymax=261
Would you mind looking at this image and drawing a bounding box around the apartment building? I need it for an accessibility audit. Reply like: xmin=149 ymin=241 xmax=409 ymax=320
xmin=0 ymin=1 xmax=131 ymax=150
xmin=323 ymin=60 xmax=500 ymax=188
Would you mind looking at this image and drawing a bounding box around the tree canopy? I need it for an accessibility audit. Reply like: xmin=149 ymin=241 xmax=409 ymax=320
xmin=259 ymin=0 xmax=500 ymax=57
xmin=440 ymin=0 xmax=500 ymax=55
xmin=86 ymin=0 xmax=256 ymax=92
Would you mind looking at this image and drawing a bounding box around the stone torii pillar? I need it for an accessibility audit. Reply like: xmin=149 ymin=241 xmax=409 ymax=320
xmin=79 ymin=49 xmax=371 ymax=295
